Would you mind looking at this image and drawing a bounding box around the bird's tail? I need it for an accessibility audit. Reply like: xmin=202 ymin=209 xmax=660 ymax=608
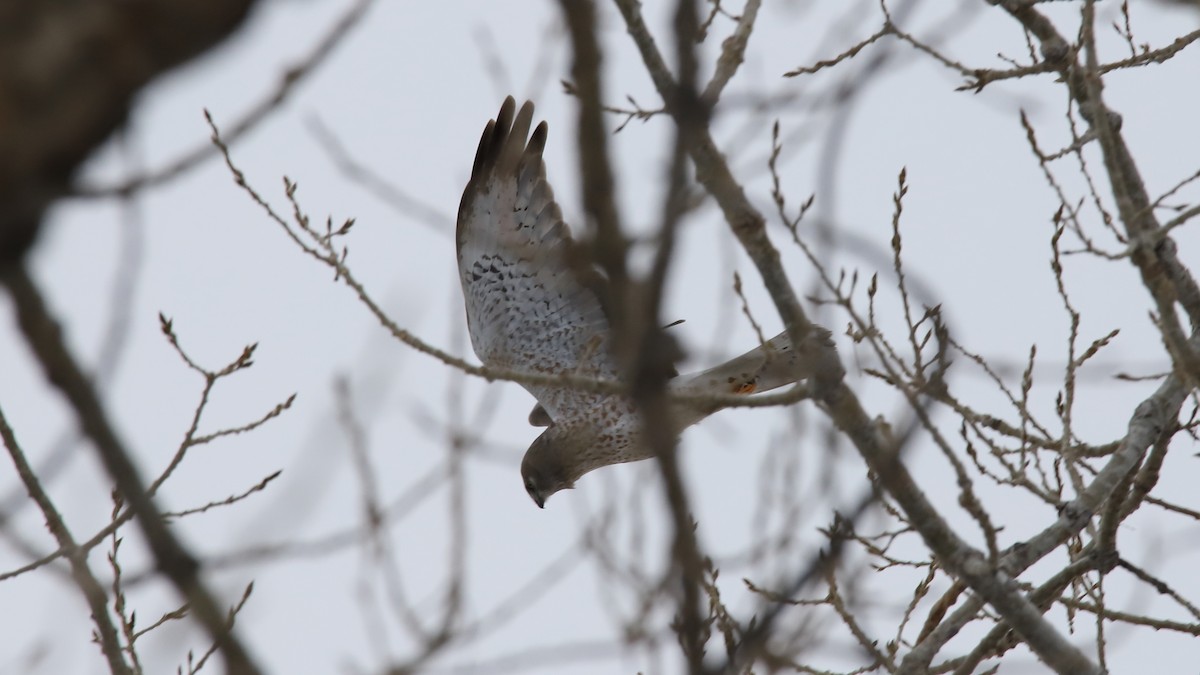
xmin=674 ymin=330 xmax=808 ymax=395
xmin=670 ymin=328 xmax=830 ymax=426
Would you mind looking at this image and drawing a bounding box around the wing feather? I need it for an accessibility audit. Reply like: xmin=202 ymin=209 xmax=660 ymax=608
xmin=457 ymin=98 xmax=616 ymax=422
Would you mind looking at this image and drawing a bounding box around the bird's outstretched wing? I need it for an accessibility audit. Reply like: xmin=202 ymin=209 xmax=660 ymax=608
xmin=457 ymin=97 xmax=615 ymax=422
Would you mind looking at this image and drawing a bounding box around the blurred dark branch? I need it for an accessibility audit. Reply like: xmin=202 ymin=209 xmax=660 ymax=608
xmin=558 ymin=0 xmax=708 ymax=669
xmin=0 ymin=160 xmax=146 ymax=562
xmin=73 ymin=0 xmax=375 ymax=200
xmin=0 ymin=0 xmax=259 ymax=262
xmin=0 ymin=264 xmax=263 ymax=675
xmin=556 ymin=0 xmax=629 ymax=333
xmin=649 ymin=0 xmax=709 ymax=667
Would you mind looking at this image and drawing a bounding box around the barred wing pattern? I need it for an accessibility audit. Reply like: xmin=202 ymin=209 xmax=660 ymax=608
xmin=456 ymin=97 xmax=616 ymax=423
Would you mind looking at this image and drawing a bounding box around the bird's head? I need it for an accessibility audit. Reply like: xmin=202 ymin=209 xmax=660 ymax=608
xmin=520 ymin=425 xmax=592 ymax=508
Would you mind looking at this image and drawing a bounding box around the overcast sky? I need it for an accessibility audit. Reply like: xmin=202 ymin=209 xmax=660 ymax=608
xmin=2 ymin=1 xmax=1199 ymax=673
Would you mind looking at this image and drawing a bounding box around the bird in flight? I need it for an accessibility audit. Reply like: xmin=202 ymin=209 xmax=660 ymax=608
xmin=457 ymin=97 xmax=822 ymax=508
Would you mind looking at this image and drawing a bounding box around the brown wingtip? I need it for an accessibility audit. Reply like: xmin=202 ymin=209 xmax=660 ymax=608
xmin=459 ymin=98 xmax=548 ymax=249
xmin=469 ymin=97 xmax=546 ymax=181
xmin=470 ymin=97 xmax=515 ymax=180
xmin=470 ymin=119 xmax=496 ymax=180
xmin=495 ymin=96 xmax=516 ymax=138
xmin=527 ymin=121 xmax=548 ymax=157
xmin=503 ymin=101 xmax=535 ymax=169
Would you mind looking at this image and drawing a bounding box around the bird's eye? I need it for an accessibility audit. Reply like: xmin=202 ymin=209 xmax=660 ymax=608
xmin=524 ymin=479 xmax=536 ymax=493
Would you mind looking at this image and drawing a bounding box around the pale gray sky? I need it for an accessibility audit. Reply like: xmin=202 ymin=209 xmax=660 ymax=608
xmin=2 ymin=1 xmax=1198 ymax=673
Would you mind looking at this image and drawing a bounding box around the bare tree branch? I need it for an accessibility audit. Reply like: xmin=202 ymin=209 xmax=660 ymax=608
xmin=0 ymin=264 xmax=263 ymax=675
xmin=0 ymin=404 xmax=132 ymax=675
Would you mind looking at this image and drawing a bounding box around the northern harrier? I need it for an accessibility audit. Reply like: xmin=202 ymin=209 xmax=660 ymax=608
xmin=458 ymin=98 xmax=820 ymax=508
